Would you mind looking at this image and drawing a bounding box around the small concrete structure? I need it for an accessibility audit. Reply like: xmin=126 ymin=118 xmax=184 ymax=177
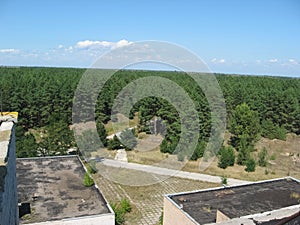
xmin=0 ymin=113 xmax=19 ymax=225
xmin=164 ymin=177 xmax=300 ymax=225
xmin=17 ymin=155 xmax=115 ymax=225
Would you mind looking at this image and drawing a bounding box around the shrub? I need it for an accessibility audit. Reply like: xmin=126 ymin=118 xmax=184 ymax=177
xmin=107 ymin=135 xmax=122 ymax=150
xmin=83 ymin=172 xmax=94 ymax=187
xmin=221 ymin=175 xmax=228 ymax=185
xmin=110 ymin=198 xmax=132 ymax=225
xmin=258 ymin=147 xmax=268 ymax=167
xmin=120 ymin=198 xmax=131 ymax=213
xmin=245 ymin=158 xmax=256 ymax=172
xmin=218 ymin=146 xmax=235 ymax=169
xmin=111 ymin=202 xmax=125 ymax=225
xmin=190 ymin=141 xmax=206 ymax=160
xmin=270 ymin=153 xmax=276 ymax=160
xmin=87 ymin=162 xmax=98 ymax=174
xmin=236 ymin=135 xmax=253 ymax=165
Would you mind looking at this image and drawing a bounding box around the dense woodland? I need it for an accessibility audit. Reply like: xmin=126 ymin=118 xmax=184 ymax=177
xmin=0 ymin=67 xmax=299 ymax=167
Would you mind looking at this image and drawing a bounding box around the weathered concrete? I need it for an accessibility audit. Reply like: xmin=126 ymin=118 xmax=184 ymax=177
xmin=17 ymin=156 xmax=115 ymax=225
xmin=0 ymin=118 xmax=19 ymax=225
xmin=101 ymin=158 xmax=248 ymax=185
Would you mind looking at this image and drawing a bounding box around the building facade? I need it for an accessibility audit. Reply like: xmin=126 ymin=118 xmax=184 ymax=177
xmin=164 ymin=177 xmax=300 ymax=225
xmin=0 ymin=114 xmax=19 ymax=225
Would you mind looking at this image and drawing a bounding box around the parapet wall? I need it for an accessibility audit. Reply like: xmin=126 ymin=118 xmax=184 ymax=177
xmin=0 ymin=115 xmax=18 ymax=225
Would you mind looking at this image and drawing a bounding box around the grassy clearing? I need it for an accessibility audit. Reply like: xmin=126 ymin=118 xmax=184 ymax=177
xmin=92 ymin=166 xmax=218 ymax=225
xmin=182 ymin=133 xmax=300 ymax=181
xmin=122 ymin=129 xmax=300 ymax=181
xmin=105 ymin=113 xmax=139 ymax=135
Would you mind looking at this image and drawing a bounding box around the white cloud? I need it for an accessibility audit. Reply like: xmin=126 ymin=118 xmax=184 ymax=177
xmin=211 ymin=58 xmax=226 ymax=64
xmin=75 ymin=39 xmax=132 ymax=49
xmin=0 ymin=48 xmax=19 ymax=53
xmin=268 ymin=58 xmax=278 ymax=63
xmin=288 ymin=59 xmax=298 ymax=65
xmin=113 ymin=39 xmax=133 ymax=49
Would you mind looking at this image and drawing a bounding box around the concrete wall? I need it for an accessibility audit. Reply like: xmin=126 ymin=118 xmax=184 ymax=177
xmin=216 ymin=210 xmax=230 ymax=223
xmin=25 ymin=213 xmax=115 ymax=225
xmin=163 ymin=196 xmax=198 ymax=225
xmin=0 ymin=121 xmax=19 ymax=225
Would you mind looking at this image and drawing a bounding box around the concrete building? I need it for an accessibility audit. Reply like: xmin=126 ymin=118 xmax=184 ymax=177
xmin=17 ymin=155 xmax=115 ymax=225
xmin=163 ymin=177 xmax=300 ymax=225
xmin=0 ymin=113 xmax=19 ymax=225
xmin=0 ymin=112 xmax=114 ymax=225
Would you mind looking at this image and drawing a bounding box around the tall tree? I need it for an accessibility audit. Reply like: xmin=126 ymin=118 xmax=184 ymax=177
xmin=229 ymin=103 xmax=261 ymax=145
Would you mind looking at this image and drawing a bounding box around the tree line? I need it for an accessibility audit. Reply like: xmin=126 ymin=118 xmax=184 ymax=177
xmin=0 ymin=67 xmax=299 ymax=160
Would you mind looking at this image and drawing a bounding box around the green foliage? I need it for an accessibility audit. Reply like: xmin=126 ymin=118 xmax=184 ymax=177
xmin=1 ymin=67 xmax=300 ymax=159
xmin=218 ymin=146 xmax=235 ymax=169
xmin=119 ymin=128 xmax=137 ymax=151
xmin=245 ymin=157 xmax=256 ymax=172
xmin=261 ymin=119 xmax=287 ymax=140
xmin=159 ymin=210 xmax=163 ymax=225
xmin=96 ymin=120 xmax=108 ymax=146
xmin=87 ymin=162 xmax=98 ymax=174
xmin=120 ymin=198 xmax=131 ymax=213
xmin=16 ymin=127 xmax=38 ymax=158
xmin=190 ymin=141 xmax=206 ymax=160
xmin=38 ymin=121 xmax=76 ymax=156
xmin=229 ymin=103 xmax=261 ymax=145
xmin=83 ymin=172 xmax=94 ymax=187
xmin=221 ymin=175 xmax=228 ymax=185
xmin=270 ymin=154 xmax=276 ymax=160
xmin=107 ymin=135 xmax=122 ymax=150
xmin=76 ymin=129 xmax=102 ymax=158
xmin=236 ymin=135 xmax=252 ymax=165
xmin=110 ymin=198 xmax=132 ymax=225
xmin=258 ymin=147 xmax=268 ymax=167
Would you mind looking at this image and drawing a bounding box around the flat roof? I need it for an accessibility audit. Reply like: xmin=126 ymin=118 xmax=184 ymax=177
xmin=169 ymin=178 xmax=300 ymax=224
xmin=17 ymin=155 xmax=111 ymax=224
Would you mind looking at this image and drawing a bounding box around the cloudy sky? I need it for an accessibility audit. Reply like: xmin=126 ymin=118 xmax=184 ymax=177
xmin=0 ymin=0 xmax=299 ymax=76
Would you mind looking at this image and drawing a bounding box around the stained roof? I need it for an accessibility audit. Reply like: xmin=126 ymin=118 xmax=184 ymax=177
xmin=169 ymin=178 xmax=300 ymax=224
xmin=17 ymin=156 xmax=111 ymax=224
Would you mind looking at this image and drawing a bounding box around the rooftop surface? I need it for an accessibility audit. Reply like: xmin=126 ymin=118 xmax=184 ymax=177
xmin=17 ymin=155 xmax=111 ymax=224
xmin=170 ymin=178 xmax=300 ymax=224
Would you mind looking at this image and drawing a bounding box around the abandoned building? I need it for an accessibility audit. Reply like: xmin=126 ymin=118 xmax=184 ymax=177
xmin=163 ymin=177 xmax=300 ymax=225
xmin=0 ymin=113 xmax=115 ymax=225
xmin=0 ymin=113 xmax=19 ymax=225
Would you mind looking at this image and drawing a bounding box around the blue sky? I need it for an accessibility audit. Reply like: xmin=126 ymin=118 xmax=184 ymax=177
xmin=0 ymin=0 xmax=299 ymax=76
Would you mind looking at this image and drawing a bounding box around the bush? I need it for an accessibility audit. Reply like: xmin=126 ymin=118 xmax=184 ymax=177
xmin=87 ymin=161 xmax=98 ymax=174
xmin=258 ymin=147 xmax=268 ymax=167
xmin=270 ymin=154 xmax=276 ymax=160
xmin=107 ymin=135 xmax=122 ymax=150
xmin=218 ymin=146 xmax=235 ymax=169
xmin=190 ymin=141 xmax=206 ymax=160
xmin=236 ymin=137 xmax=252 ymax=165
xmin=120 ymin=198 xmax=131 ymax=213
xmin=110 ymin=198 xmax=132 ymax=225
xmin=245 ymin=158 xmax=256 ymax=172
xmin=111 ymin=203 xmax=125 ymax=225
xmin=221 ymin=175 xmax=228 ymax=185
xmin=83 ymin=172 xmax=94 ymax=187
